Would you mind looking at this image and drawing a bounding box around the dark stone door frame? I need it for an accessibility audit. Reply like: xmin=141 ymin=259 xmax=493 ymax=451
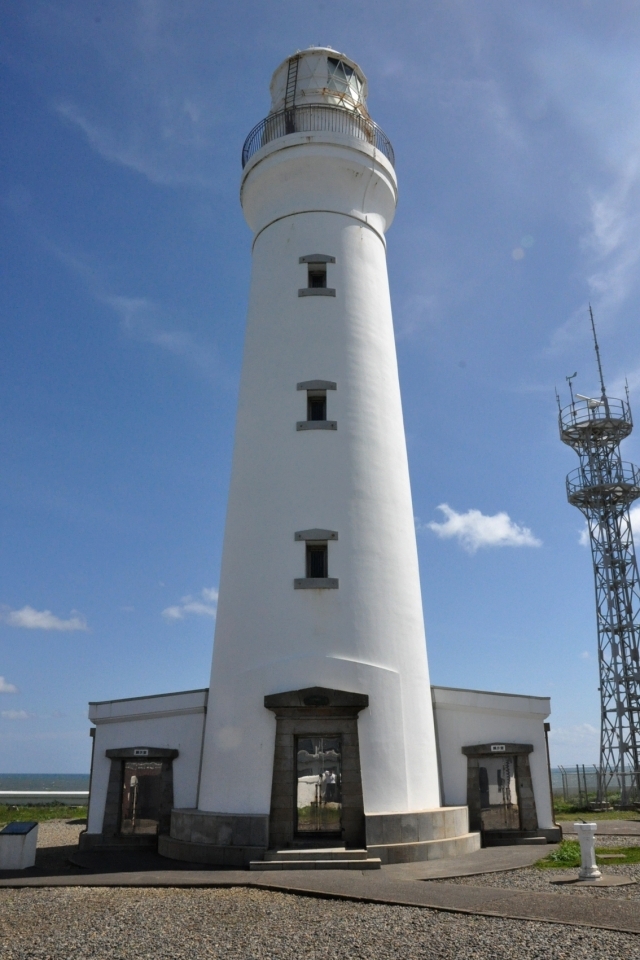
xmin=101 ymin=746 xmax=179 ymax=841
xmin=264 ymin=687 xmax=368 ymax=850
xmin=462 ymin=743 xmax=537 ymax=835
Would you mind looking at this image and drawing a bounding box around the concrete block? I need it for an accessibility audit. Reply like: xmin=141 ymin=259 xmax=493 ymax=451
xmin=382 ymin=815 xmax=402 ymax=844
xmin=400 ymin=814 xmax=419 ymax=843
xmin=365 ymin=816 xmax=383 ymax=846
xmin=0 ymin=822 xmax=38 ymax=870
xmin=249 ymin=817 xmax=269 ymax=847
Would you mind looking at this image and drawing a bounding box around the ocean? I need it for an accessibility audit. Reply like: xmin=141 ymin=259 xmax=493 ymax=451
xmin=0 ymin=774 xmax=90 ymax=804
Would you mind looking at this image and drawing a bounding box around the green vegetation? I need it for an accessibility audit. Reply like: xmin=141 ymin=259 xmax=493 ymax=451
xmin=536 ymin=839 xmax=640 ymax=869
xmin=553 ymin=798 xmax=640 ymax=821
xmin=0 ymin=804 xmax=87 ymax=828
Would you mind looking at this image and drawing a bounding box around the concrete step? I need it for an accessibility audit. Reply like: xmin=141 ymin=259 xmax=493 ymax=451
xmin=250 ymin=857 xmax=381 ymax=871
xmin=484 ymin=834 xmax=547 ymax=846
xmin=264 ymin=848 xmax=368 ymax=862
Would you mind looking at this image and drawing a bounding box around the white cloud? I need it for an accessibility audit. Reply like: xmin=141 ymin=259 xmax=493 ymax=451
xmin=425 ymin=504 xmax=542 ymax=554
xmin=580 ymin=651 xmax=591 ymax=660
xmin=579 ymin=526 xmax=590 ymax=547
xmin=1 ymin=710 xmax=30 ymax=721
xmin=162 ymin=587 xmax=218 ymax=621
xmin=0 ymin=677 xmax=18 ymax=694
xmin=1 ymin=606 xmax=88 ymax=632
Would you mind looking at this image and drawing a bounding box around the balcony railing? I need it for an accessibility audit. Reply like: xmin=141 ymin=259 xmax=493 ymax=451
xmin=566 ymin=461 xmax=640 ymax=507
xmin=242 ymin=104 xmax=395 ymax=169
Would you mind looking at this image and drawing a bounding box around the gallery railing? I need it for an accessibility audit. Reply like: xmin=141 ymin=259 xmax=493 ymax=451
xmin=242 ymin=104 xmax=395 ymax=168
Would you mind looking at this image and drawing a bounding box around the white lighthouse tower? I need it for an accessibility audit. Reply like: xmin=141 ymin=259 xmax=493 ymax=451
xmin=163 ymin=48 xmax=478 ymax=865
xmin=82 ymin=48 xmax=560 ymax=864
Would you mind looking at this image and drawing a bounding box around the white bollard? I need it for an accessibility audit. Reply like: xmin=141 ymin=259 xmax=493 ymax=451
xmin=574 ymin=822 xmax=601 ymax=881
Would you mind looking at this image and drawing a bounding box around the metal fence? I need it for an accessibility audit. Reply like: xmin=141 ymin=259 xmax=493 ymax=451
xmin=242 ymin=104 xmax=395 ymax=169
xmin=553 ymin=765 xmax=640 ymax=806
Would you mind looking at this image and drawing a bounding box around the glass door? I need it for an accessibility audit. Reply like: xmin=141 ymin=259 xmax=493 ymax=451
xmin=296 ymin=736 xmax=342 ymax=836
xmin=120 ymin=760 xmax=163 ymax=835
xmin=478 ymin=755 xmax=520 ymax=831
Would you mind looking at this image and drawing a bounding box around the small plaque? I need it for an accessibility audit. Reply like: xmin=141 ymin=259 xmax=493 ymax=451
xmin=1 ymin=821 xmax=37 ymax=835
xmin=491 ymin=744 xmax=506 ymax=753
xmin=133 ymin=748 xmax=149 ymax=757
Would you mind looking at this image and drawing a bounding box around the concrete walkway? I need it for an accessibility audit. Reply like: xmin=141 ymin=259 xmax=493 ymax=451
xmin=1 ymin=841 xmax=639 ymax=934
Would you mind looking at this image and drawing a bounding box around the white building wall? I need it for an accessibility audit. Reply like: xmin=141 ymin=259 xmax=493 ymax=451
xmin=198 ymin=56 xmax=440 ymax=817
xmin=432 ymin=686 xmax=555 ymax=830
xmin=86 ymin=690 xmax=207 ymax=835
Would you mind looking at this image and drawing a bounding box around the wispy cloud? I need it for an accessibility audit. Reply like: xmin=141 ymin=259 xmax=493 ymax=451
xmin=1 ymin=710 xmax=30 ymax=721
xmin=107 ymin=295 xmax=228 ymax=381
xmin=31 ymin=230 xmax=230 ymax=384
xmin=55 ymin=100 xmax=214 ymax=189
xmin=0 ymin=677 xmax=18 ymax=694
xmin=1 ymin=606 xmax=88 ymax=632
xmin=424 ymin=504 xmax=542 ymax=553
xmin=162 ymin=587 xmax=218 ymax=621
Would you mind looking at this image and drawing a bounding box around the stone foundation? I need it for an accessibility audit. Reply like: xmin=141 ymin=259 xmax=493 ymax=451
xmin=364 ymin=806 xmax=481 ymax=864
xmin=158 ymin=809 xmax=269 ymax=867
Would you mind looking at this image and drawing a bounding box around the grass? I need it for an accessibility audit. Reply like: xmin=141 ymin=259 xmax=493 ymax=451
xmin=553 ymin=798 xmax=640 ymax=821
xmin=0 ymin=804 xmax=87 ymax=828
xmin=536 ymin=839 xmax=640 ymax=869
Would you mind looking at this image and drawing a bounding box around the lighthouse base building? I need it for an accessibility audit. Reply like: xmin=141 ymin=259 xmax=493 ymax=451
xmin=81 ymin=48 xmax=560 ymax=866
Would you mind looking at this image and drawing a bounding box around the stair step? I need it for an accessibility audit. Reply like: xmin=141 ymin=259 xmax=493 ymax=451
xmin=264 ymin=848 xmax=368 ymax=862
xmin=250 ymin=858 xmax=381 ymax=871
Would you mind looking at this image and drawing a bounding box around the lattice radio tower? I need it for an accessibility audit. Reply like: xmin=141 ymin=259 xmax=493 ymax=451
xmin=557 ymin=308 xmax=640 ymax=804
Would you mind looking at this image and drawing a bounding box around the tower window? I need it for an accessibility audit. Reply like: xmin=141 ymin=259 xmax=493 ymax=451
xmin=307 ymin=391 xmax=326 ymax=421
xmin=296 ymin=380 xmax=337 ymax=431
xmin=298 ymin=255 xmax=336 ymax=298
xmin=308 ymin=264 xmax=326 ymax=288
xmin=306 ymin=543 xmax=328 ymax=579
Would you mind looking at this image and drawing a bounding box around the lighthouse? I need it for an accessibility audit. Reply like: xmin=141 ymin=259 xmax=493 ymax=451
xmin=188 ymin=46 xmax=466 ymax=862
xmin=82 ymin=48 xmax=560 ymax=865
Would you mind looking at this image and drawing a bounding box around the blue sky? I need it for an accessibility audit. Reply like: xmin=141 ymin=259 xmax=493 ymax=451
xmin=2 ymin=0 xmax=640 ymax=772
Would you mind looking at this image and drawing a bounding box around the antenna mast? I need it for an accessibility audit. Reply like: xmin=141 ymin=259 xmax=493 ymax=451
xmin=589 ymin=304 xmax=607 ymax=399
xmin=558 ymin=309 xmax=640 ymax=805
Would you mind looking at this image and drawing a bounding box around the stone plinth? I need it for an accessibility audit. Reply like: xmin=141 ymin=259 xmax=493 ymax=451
xmin=158 ymin=809 xmax=269 ymax=867
xmin=365 ymin=806 xmax=480 ymax=865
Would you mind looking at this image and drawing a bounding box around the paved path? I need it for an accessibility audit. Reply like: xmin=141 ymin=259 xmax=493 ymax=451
xmin=561 ymin=819 xmax=640 ymax=836
xmin=1 ymin=842 xmax=639 ymax=934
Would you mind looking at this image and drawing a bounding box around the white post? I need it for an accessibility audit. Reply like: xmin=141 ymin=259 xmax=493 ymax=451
xmin=574 ymin=822 xmax=601 ymax=880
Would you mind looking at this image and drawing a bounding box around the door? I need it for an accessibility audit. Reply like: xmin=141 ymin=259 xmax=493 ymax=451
xmin=296 ymin=736 xmax=342 ymax=835
xmin=120 ymin=760 xmax=163 ymax=835
xmin=478 ymin=755 xmax=520 ymax=831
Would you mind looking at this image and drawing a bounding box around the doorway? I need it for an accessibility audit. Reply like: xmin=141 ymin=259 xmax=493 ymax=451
xmin=264 ymin=686 xmax=368 ymax=850
xmin=296 ymin=736 xmax=342 ymax=836
xmin=120 ymin=760 xmax=164 ymax=836
xmin=462 ymin=742 xmax=539 ymax=841
xmin=478 ymin=755 xmax=520 ymax=831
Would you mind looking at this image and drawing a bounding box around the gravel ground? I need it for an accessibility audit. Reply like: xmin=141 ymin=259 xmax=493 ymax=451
xmin=1 ymin=885 xmax=640 ymax=960
xmin=31 ymin=819 xmax=85 ymax=873
xmin=35 ymin=819 xmax=85 ymax=848
xmin=429 ymin=864 xmax=640 ymax=898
